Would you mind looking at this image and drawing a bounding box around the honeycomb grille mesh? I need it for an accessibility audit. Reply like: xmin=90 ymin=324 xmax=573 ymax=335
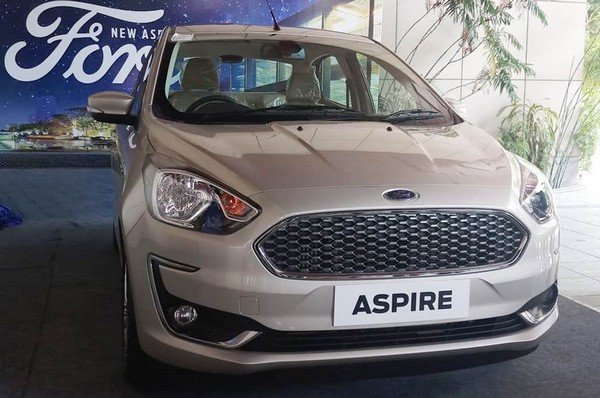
xmin=256 ymin=210 xmax=528 ymax=277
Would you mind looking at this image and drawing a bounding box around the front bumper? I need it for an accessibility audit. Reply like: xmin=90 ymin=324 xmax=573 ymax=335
xmin=124 ymin=203 xmax=559 ymax=373
xmin=139 ymin=301 xmax=557 ymax=374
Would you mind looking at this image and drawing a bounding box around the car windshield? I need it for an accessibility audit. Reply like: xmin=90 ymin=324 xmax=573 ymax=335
xmin=154 ymin=37 xmax=457 ymax=125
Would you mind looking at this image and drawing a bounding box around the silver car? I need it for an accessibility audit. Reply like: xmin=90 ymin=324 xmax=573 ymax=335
xmin=88 ymin=25 xmax=559 ymax=376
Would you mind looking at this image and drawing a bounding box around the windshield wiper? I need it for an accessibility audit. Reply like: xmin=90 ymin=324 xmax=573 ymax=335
xmin=191 ymin=104 xmax=366 ymax=123
xmin=383 ymin=109 xmax=443 ymax=123
xmin=184 ymin=105 xmax=442 ymax=124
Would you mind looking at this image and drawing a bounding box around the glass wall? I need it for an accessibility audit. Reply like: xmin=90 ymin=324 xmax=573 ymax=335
xmin=283 ymin=0 xmax=383 ymax=41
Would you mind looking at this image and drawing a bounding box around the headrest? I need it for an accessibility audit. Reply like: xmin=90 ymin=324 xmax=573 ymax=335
xmin=181 ymin=58 xmax=219 ymax=91
xmin=286 ymin=67 xmax=322 ymax=105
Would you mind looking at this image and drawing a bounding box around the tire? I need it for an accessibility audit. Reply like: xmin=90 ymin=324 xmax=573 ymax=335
xmin=122 ymin=261 xmax=163 ymax=382
xmin=112 ymin=222 xmax=120 ymax=252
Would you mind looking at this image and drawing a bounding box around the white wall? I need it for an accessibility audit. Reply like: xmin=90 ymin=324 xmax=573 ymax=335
xmin=380 ymin=0 xmax=588 ymax=136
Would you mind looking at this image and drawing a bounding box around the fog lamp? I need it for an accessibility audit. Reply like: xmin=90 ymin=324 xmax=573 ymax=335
xmin=519 ymin=283 xmax=558 ymax=325
xmin=173 ymin=305 xmax=198 ymax=327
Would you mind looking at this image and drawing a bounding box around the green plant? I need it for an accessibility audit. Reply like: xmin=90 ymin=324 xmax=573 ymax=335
xmin=576 ymin=1 xmax=600 ymax=171
xmin=396 ymin=0 xmax=547 ymax=100
xmin=548 ymin=2 xmax=600 ymax=186
xmin=498 ymin=102 xmax=557 ymax=173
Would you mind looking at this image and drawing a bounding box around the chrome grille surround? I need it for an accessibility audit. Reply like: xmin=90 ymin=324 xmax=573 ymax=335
xmin=254 ymin=209 xmax=529 ymax=280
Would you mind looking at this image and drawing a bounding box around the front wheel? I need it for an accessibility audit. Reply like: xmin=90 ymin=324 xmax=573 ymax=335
xmin=122 ymin=262 xmax=162 ymax=381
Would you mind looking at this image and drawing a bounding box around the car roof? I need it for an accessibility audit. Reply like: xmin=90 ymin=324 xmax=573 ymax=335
xmin=171 ymin=24 xmax=374 ymax=45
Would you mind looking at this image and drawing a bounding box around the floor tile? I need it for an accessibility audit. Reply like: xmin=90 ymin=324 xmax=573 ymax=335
xmin=558 ymin=277 xmax=600 ymax=297
xmin=560 ymin=247 xmax=600 ymax=263
xmin=561 ymin=261 xmax=600 ymax=277
xmin=558 ymin=267 xmax=584 ymax=279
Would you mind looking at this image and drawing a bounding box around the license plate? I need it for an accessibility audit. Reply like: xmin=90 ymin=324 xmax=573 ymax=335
xmin=333 ymin=280 xmax=470 ymax=327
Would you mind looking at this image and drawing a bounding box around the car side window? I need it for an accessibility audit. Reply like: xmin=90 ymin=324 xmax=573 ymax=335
xmin=316 ymin=55 xmax=351 ymax=107
xmin=356 ymin=53 xmax=417 ymax=114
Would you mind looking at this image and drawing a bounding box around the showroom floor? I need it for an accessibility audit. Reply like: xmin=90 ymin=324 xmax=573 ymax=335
xmin=1 ymin=165 xmax=600 ymax=397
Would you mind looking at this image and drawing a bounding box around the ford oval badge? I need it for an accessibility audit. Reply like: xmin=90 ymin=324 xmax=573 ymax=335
xmin=383 ymin=189 xmax=420 ymax=202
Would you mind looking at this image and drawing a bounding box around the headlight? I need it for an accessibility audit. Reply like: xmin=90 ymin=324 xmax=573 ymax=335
xmin=151 ymin=169 xmax=258 ymax=233
xmin=518 ymin=159 xmax=554 ymax=223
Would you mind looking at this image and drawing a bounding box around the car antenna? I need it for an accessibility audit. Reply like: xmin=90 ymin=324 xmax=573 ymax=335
xmin=265 ymin=0 xmax=281 ymax=31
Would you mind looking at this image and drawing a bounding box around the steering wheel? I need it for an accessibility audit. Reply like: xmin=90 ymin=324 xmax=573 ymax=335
xmin=185 ymin=95 xmax=250 ymax=113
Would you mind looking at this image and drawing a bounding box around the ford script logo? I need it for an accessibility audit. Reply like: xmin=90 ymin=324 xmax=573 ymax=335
xmin=383 ymin=189 xmax=420 ymax=202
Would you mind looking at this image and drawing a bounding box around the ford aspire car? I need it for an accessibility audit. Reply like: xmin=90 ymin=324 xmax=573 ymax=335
xmin=87 ymin=25 xmax=560 ymax=375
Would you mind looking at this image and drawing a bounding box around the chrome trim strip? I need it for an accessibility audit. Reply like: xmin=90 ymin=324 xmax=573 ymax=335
xmin=519 ymin=303 xmax=557 ymax=326
xmin=146 ymin=255 xmax=261 ymax=349
xmin=149 ymin=253 xmax=200 ymax=273
xmin=219 ymin=331 xmax=263 ymax=349
xmin=254 ymin=208 xmax=530 ymax=281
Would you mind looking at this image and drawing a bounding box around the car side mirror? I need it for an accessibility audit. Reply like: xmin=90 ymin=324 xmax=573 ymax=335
xmin=87 ymin=91 xmax=136 ymax=125
xmin=444 ymin=97 xmax=467 ymax=119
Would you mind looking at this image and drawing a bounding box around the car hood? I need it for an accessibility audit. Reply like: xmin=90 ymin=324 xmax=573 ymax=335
xmin=148 ymin=120 xmax=514 ymax=196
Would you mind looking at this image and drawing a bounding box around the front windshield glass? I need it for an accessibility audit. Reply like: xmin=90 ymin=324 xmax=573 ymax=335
xmin=155 ymin=38 xmax=456 ymax=125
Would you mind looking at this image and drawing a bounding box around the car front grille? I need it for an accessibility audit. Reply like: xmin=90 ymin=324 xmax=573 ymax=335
xmin=240 ymin=314 xmax=528 ymax=352
xmin=255 ymin=210 xmax=528 ymax=278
